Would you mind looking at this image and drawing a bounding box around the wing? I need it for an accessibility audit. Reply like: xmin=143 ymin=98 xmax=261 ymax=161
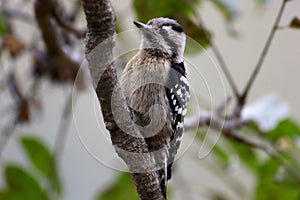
xmin=165 ymin=61 xmax=189 ymax=180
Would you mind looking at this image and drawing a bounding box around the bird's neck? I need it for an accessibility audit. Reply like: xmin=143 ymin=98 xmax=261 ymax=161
xmin=140 ymin=48 xmax=183 ymax=63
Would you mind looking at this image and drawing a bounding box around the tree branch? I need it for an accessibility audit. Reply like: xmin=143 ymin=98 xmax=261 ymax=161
xmin=184 ymin=111 xmax=300 ymax=182
xmin=188 ymin=0 xmax=240 ymax=100
xmin=34 ymin=0 xmax=62 ymax=55
xmin=239 ymin=0 xmax=288 ymax=106
xmin=53 ymin=89 xmax=73 ymax=161
xmin=52 ymin=5 xmax=86 ymax=38
xmin=34 ymin=0 xmax=82 ymax=84
xmin=81 ymin=0 xmax=165 ymax=199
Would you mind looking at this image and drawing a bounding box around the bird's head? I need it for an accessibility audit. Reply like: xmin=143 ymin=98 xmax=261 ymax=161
xmin=134 ymin=17 xmax=186 ymax=62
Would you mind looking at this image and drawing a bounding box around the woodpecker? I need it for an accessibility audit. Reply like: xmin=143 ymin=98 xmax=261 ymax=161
xmin=120 ymin=18 xmax=189 ymax=199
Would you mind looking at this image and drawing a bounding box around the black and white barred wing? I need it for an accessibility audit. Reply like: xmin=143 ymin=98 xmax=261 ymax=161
xmin=165 ymin=61 xmax=190 ymax=180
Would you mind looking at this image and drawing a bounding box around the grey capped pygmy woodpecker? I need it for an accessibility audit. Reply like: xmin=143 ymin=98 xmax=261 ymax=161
xmin=120 ymin=17 xmax=190 ymax=199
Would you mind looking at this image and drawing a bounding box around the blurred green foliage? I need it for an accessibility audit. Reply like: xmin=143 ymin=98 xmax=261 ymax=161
xmin=0 ymin=12 xmax=7 ymax=36
xmin=21 ymin=136 xmax=62 ymax=194
xmin=266 ymin=119 xmax=300 ymax=142
xmin=255 ymin=159 xmax=299 ymax=200
xmin=0 ymin=136 xmax=62 ymax=200
xmin=96 ymin=173 xmax=139 ymax=200
xmin=211 ymin=119 xmax=300 ymax=200
xmin=0 ymin=165 xmax=49 ymax=200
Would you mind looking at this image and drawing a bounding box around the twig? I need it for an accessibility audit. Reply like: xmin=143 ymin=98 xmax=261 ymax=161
xmin=0 ymin=75 xmax=42 ymax=157
xmin=34 ymin=0 xmax=62 ymax=55
xmin=210 ymin=39 xmax=240 ymax=100
xmin=0 ymin=124 xmax=16 ymax=157
xmin=52 ymin=8 xmax=86 ymax=38
xmin=188 ymin=1 xmax=240 ymax=100
xmin=0 ymin=74 xmax=31 ymax=156
xmin=240 ymin=0 xmax=288 ymax=105
xmin=44 ymin=88 xmax=73 ymax=200
xmin=262 ymin=145 xmax=300 ymax=182
xmin=33 ymin=0 xmax=84 ymax=157
xmin=53 ymin=89 xmax=73 ymax=161
xmin=34 ymin=0 xmax=81 ymax=83
xmin=215 ymin=96 xmax=231 ymax=116
xmin=184 ymin=111 xmax=211 ymax=131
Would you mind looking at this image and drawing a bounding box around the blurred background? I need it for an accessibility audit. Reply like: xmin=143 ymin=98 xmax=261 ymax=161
xmin=0 ymin=0 xmax=300 ymax=200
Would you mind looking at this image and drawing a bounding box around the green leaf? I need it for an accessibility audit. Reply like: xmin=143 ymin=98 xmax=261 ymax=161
xmin=133 ymin=0 xmax=210 ymax=54
xmin=212 ymin=144 xmax=231 ymax=168
xmin=4 ymin=164 xmax=49 ymax=200
xmin=20 ymin=136 xmax=62 ymax=194
xmin=255 ymin=159 xmax=300 ymax=200
xmin=0 ymin=191 xmax=30 ymax=200
xmin=21 ymin=136 xmax=53 ymax=176
xmin=0 ymin=12 xmax=7 ymax=36
xmin=248 ymin=118 xmax=300 ymax=142
xmin=0 ymin=191 xmax=8 ymax=200
xmin=266 ymin=119 xmax=300 ymax=142
xmin=96 ymin=173 xmax=139 ymax=200
xmin=210 ymin=0 xmax=238 ymax=22
xmin=290 ymin=17 xmax=300 ymax=29
xmin=275 ymin=166 xmax=300 ymax=189
xmin=230 ymin=141 xmax=260 ymax=170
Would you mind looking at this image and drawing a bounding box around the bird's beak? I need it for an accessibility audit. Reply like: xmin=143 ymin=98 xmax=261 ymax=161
xmin=133 ymin=21 xmax=149 ymax=30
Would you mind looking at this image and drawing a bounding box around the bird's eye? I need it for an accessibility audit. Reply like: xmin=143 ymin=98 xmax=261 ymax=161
xmin=159 ymin=28 xmax=168 ymax=35
xmin=148 ymin=21 xmax=153 ymax=25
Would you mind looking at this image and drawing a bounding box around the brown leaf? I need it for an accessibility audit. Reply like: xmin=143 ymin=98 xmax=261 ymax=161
xmin=4 ymin=34 xmax=25 ymax=57
xmin=289 ymin=17 xmax=300 ymax=29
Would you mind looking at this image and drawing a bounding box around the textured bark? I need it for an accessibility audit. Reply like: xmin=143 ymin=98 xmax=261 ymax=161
xmin=81 ymin=0 xmax=165 ymax=199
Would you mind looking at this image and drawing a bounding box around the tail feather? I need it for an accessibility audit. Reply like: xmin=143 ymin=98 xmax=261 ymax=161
xmin=167 ymin=163 xmax=172 ymax=180
xmin=157 ymin=169 xmax=167 ymax=199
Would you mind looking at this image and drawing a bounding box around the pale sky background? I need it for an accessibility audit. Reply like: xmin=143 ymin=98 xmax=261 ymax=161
xmin=0 ymin=0 xmax=300 ymax=200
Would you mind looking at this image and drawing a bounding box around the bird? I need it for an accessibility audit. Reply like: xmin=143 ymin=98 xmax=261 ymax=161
xmin=120 ymin=17 xmax=190 ymax=199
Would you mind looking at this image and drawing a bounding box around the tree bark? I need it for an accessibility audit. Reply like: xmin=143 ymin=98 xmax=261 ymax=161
xmin=81 ymin=0 xmax=165 ymax=199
